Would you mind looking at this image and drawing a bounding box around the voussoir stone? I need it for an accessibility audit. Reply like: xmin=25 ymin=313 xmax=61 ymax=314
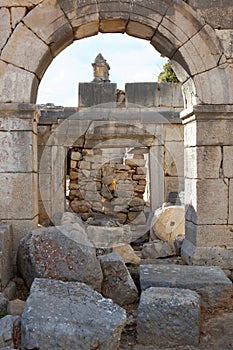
xmin=21 ymin=278 xmax=126 ymax=350
xmin=99 ymin=252 xmax=139 ymax=306
xmin=17 ymin=225 xmax=103 ymax=292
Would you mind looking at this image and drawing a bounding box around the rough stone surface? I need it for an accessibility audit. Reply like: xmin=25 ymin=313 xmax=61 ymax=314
xmin=0 ymin=294 xmax=8 ymax=314
xmin=0 ymin=315 xmax=21 ymax=349
xmin=21 ymin=278 xmax=126 ymax=350
xmin=0 ymin=224 xmax=13 ymax=289
xmin=201 ymin=312 xmax=233 ymax=349
xmin=17 ymin=226 xmax=103 ymax=292
xmin=140 ymin=264 xmax=232 ymax=309
xmin=87 ymin=225 xmax=132 ymax=249
xmin=142 ymin=240 xmax=176 ymax=259
xmin=150 ymin=205 xmax=185 ymax=242
xmin=7 ymin=299 xmax=25 ymax=316
xmin=137 ymin=287 xmax=200 ymax=347
xmin=113 ymin=244 xmax=140 ymax=265
xmin=22 ymin=279 xmax=126 ymax=350
xmin=99 ymin=252 xmax=139 ymax=306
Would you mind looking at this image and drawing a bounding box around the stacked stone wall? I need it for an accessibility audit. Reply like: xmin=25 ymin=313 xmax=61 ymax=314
xmin=69 ymin=147 xmax=148 ymax=225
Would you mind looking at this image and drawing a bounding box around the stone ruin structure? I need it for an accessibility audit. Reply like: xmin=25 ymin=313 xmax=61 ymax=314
xmin=0 ymin=1 xmax=233 ymax=349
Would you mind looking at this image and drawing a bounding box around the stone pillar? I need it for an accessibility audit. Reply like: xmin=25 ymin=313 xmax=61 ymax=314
xmin=181 ymin=105 xmax=233 ymax=270
xmin=149 ymin=145 xmax=164 ymax=211
xmin=0 ymin=103 xmax=39 ymax=263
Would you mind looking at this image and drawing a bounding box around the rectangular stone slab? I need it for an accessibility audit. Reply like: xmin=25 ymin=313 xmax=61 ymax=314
xmin=140 ymin=264 xmax=232 ymax=309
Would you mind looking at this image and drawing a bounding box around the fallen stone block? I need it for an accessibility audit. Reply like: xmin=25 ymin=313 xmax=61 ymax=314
xmin=141 ymin=240 xmax=176 ymax=259
xmin=99 ymin=252 xmax=139 ymax=306
xmin=140 ymin=264 xmax=232 ymax=309
xmin=17 ymin=225 xmax=103 ymax=292
xmin=0 ymin=315 xmax=21 ymax=349
xmin=150 ymin=205 xmax=184 ymax=242
xmin=137 ymin=287 xmax=200 ymax=348
xmin=113 ymin=244 xmax=140 ymax=264
xmin=21 ymin=278 xmax=126 ymax=350
xmin=87 ymin=225 xmax=132 ymax=249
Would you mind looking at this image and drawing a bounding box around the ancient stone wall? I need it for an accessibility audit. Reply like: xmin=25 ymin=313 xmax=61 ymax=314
xmin=37 ymin=82 xmax=184 ymax=226
xmin=69 ymin=146 xmax=148 ymax=225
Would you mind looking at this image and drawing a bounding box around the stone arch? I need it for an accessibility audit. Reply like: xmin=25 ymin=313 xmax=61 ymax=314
xmin=0 ymin=0 xmax=229 ymax=106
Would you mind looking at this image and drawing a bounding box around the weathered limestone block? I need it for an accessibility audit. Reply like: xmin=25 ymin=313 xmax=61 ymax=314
xmin=11 ymin=7 xmax=27 ymax=29
xmin=164 ymin=124 xmax=184 ymax=142
xmin=184 ymin=146 xmax=222 ymax=179
xmin=184 ymin=118 xmax=233 ymax=147
xmin=150 ymin=206 xmax=185 ymax=242
xmin=71 ymin=150 xmax=82 ymax=161
xmin=79 ymin=83 xmax=117 ymax=107
xmin=87 ymin=225 xmax=132 ymax=248
xmin=58 ymin=0 xmax=98 ymax=34
xmin=181 ymin=239 xmax=233 ymax=270
xmin=125 ymin=158 xmax=146 ymax=167
xmin=113 ymin=244 xmax=140 ymax=265
xmin=100 ymin=18 xmax=127 ymax=33
xmin=216 ymin=29 xmax=233 ymax=59
xmin=165 ymin=141 xmax=184 ymax=177
xmin=137 ymin=287 xmax=200 ymax=348
xmin=99 ymin=252 xmax=138 ymax=306
xmin=23 ymin=0 xmax=73 ymax=56
xmin=70 ymin=199 xmax=91 ymax=213
xmin=223 ymin=146 xmax=233 ymax=178
xmin=140 ymin=264 xmax=232 ymax=308
xmin=193 ymin=65 xmax=233 ymax=105
xmin=0 ymin=315 xmax=21 ymax=350
xmin=0 ymin=173 xmax=38 ymax=220
xmin=1 ymin=23 xmax=53 ymax=79
xmin=0 ymin=61 xmax=38 ymax=103
xmin=0 ymin=131 xmax=37 ymax=173
xmin=0 ymin=224 xmax=13 ymax=289
xmin=126 ymin=20 xmax=154 ymax=40
xmin=185 ymin=220 xmax=233 ymax=248
xmin=165 ymin=177 xmax=184 ymax=202
xmin=142 ymin=240 xmax=176 ymax=259
xmin=185 ymin=179 xmax=228 ymax=225
xmin=17 ymin=226 xmax=103 ymax=291
xmin=21 ymin=278 xmax=126 ymax=350
xmin=0 ymin=8 xmax=11 ymax=52
xmin=174 ymin=24 xmax=221 ymax=76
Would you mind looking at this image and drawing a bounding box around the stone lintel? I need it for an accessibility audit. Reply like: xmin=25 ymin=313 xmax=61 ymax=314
xmin=0 ymin=103 xmax=40 ymax=122
xmin=181 ymin=104 xmax=233 ymax=124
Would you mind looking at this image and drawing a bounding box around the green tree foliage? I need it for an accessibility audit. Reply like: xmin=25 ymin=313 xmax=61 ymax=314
xmin=158 ymin=61 xmax=179 ymax=83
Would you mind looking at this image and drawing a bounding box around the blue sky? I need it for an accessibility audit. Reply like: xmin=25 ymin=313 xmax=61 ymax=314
xmin=37 ymin=33 xmax=166 ymax=107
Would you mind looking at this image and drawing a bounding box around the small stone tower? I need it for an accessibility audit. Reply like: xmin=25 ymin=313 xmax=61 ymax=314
xmin=92 ymin=53 xmax=110 ymax=83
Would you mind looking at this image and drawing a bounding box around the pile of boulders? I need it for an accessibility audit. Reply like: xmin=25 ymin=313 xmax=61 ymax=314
xmin=0 ymin=210 xmax=232 ymax=349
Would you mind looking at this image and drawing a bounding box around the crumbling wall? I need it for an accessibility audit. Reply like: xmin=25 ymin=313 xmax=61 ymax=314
xmin=69 ymin=147 xmax=148 ymax=225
